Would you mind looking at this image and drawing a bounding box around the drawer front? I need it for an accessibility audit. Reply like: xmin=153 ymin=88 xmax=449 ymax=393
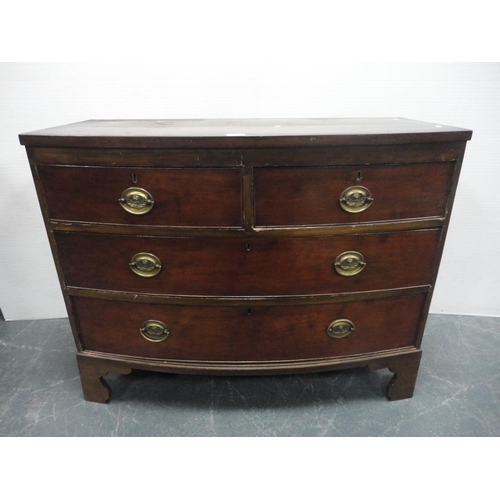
xmin=37 ymin=165 xmax=242 ymax=227
xmin=57 ymin=230 xmax=440 ymax=295
xmin=254 ymin=163 xmax=454 ymax=226
xmin=74 ymin=294 xmax=426 ymax=361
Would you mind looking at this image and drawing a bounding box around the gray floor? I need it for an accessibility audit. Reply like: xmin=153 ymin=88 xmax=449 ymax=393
xmin=0 ymin=311 xmax=499 ymax=436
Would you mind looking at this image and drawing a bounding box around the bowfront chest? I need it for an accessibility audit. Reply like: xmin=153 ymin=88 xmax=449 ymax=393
xmin=20 ymin=118 xmax=472 ymax=403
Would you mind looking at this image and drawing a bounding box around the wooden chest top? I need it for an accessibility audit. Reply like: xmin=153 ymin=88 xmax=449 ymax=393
xmin=19 ymin=117 xmax=472 ymax=148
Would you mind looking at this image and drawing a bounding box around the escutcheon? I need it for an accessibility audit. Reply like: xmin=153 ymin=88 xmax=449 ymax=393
xmin=334 ymin=251 xmax=366 ymax=276
xmin=129 ymin=252 xmax=162 ymax=277
xmin=140 ymin=320 xmax=170 ymax=342
xmin=327 ymin=319 xmax=355 ymax=339
xmin=339 ymin=186 xmax=373 ymax=213
xmin=119 ymin=187 xmax=154 ymax=214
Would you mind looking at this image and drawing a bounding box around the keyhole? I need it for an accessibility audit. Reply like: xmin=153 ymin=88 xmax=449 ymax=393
xmin=356 ymin=170 xmax=363 ymax=181
xmin=132 ymin=173 xmax=138 ymax=184
xmin=246 ymin=242 xmax=251 ymax=252
xmin=247 ymin=308 xmax=252 ymax=316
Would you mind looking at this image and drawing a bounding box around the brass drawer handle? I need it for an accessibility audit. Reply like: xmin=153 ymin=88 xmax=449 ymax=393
xmin=129 ymin=252 xmax=162 ymax=277
xmin=140 ymin=320 xmax=170 ymax=342
xmin=119 ymin=187 xmax=154 ymax=214
xmin=327 ymin=319 xmax=355 ymax=339
xmin=334 ymin=251 xmax=366 ymax=276
xmin=339 ymin=186 xmax=373 ymax=213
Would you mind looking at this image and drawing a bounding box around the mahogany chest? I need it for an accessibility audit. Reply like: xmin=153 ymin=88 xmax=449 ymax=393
xmin=19 ymin=118 xmax=472 ymax=403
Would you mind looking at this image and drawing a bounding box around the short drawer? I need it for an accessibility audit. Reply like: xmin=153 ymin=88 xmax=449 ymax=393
xmin=56 ymin=229 xmax=440 ymax=296
xmin=74 ymin=294 xmax=426 ymax=361
xmin=37 ymin=165 xmax=242 ymax=227
xmin=254 ymin=162 xmax=454 ymax=226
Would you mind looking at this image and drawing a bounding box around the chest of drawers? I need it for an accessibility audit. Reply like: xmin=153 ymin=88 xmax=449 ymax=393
xmin=20 ymin=118 xmax=472 ymax=403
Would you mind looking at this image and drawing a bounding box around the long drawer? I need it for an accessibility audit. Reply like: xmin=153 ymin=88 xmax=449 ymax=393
xmin=74 ymin=294 xmax=426 ymax=361
xmin=37 ymin=165 xmax=243 ymax=227
xmin=56 ymin=230 xmax=440 ymax=296
xmin=254 ymin=163 xmax=454 ymax=226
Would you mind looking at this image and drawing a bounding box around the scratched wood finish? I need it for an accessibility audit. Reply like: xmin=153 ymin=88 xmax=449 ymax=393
xmin=19 ymin=118 xmax=472 ymax=149
xmin=255 ymin=163 xmax=454 ymax=226
xmin=37 ymin=165 xmax=242 ymax=227
xmin=55 ymin=229 xmax=440 ymax=296
xmin=73 ymin=294 xmax=426 ymax=361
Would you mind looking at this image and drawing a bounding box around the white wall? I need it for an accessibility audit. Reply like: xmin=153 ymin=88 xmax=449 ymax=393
xmin=1 ymin=62 xmax=499 ymax=320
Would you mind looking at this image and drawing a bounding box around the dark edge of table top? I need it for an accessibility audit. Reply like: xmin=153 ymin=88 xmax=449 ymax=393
xmin=19 ymin=118 xmax=473 ymax=148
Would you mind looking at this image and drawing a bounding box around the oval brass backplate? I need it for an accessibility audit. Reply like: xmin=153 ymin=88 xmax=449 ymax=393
xmin=119 ymin=187 xmax=154 ymax=215
xmin=339 ymin=186 xmax=373 ymax=213
xmin=140 ymin=320 xmax=170 ymax=342
xmin=327 ymin=319 xmax=355 ymax=339
xmin=129 ymin=252 xmax=162 ymax=277
xmin=334 ymin=251 xmax=366 ymax=276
